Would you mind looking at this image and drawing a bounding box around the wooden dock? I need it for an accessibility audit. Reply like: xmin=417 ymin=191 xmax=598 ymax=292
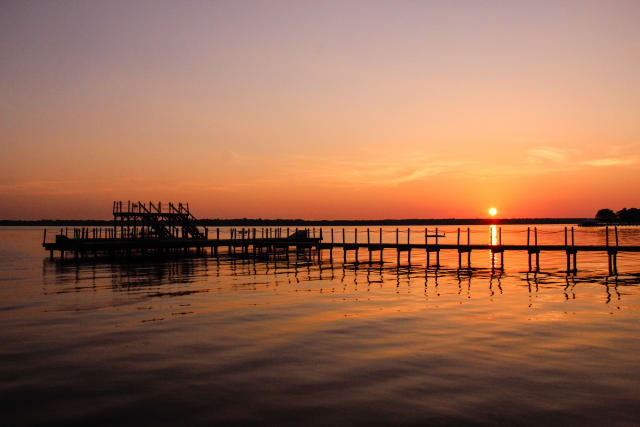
xmin=42 ymin=201 xmax=639 ymax=275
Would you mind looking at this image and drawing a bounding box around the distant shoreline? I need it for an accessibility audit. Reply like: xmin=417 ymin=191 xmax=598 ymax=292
xmin=0 ymin=218 xmax=589 ymax=227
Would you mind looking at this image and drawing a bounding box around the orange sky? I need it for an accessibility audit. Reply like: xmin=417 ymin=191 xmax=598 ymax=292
xmin=2 ymin=1 xmax=640 ymax=219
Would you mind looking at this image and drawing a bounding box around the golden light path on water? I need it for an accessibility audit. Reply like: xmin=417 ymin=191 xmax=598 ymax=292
xmin=1 ymin=225 xmax=640 ymax=426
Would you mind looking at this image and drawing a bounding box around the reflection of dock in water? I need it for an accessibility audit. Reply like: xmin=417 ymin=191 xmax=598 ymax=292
xmin=42 ymin=254 xmax=633 ymax=310
xmin=43 ymin=201 xmax=638 ymax=275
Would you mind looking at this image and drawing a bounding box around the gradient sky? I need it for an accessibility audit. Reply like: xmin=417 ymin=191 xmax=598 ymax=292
xmin=2 ymin=0 xmax=640 ymax=219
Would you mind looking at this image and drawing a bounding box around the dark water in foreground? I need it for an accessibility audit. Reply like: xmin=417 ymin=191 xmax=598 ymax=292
xmin=2 ymin=226 xmax=640 ymax=426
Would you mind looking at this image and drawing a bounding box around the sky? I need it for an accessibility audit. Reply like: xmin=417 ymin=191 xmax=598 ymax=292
xmin=2 ymin=0 xmax=640 ymax=219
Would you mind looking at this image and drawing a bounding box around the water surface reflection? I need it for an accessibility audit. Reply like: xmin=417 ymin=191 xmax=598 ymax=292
xmin=2 ymin=228 xmax=640 ymax=426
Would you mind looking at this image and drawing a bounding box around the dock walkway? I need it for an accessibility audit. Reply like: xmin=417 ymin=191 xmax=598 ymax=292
xmin=42 ymin=201 xmax=635 ymax=275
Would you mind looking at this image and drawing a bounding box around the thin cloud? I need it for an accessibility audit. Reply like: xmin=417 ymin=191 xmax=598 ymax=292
xmin=527 ymin=148 xmax=566 ymax=162
xmin=581 ymin=158 xmax=636 ymax=167
xmin=267 ymin=155 xmax=465 ymax=187
xmin=0 ymin=180 xmax=84 ymax=195
xmin=326 ymin=160 xmax=464 ymax=186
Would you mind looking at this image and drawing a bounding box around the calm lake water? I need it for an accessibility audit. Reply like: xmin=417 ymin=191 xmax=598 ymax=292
xmin=2 ymin=225 xmax=640 ymax=426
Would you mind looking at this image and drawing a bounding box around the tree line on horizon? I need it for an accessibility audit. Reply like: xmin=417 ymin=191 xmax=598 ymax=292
xmin=595 ymin=208 xmax=640 ymax=224
xmin=1 ymin=217 xmax=587 ymax=227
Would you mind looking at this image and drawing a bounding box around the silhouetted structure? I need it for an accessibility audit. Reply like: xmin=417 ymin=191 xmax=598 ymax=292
xmin=112 ymin=201 xmax=205 ymax=240
xmin=41 ymin=203 xmax=639 ymax=276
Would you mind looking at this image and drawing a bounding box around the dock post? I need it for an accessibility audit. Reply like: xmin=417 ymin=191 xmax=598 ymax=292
xmin=395 ymin=228 xmax=399 ymax=265
xmin=571 ymin=227 xmax=576 ymax=273
xmin=355 ymin=228 xmax=359 ymax=263
xmin=490 ymin=227 xmax=494 ymax=269
xmin=435 ymin=227 xmax=440 ymax=268
xmin=426 ymin=228 xmax=429 ymax=267
xmin=407 ymin=228 xmax=411 ymax=265
xmin=499 ymin=227 xmax=504 ymax=271
xmin=379 ymin=227 xmax=383 ymax=263
xmin=527 ymin=227 xmax=531 ymax=271
xmin=330 ymin=228 xmax=334 ymax=263
xmin=563 ymin=226 xmax=569 ymax=273
xmin=457 ymin=228 xmax=461 ymax=269
xmin=467 ymin=227 xmax=471 ymax=268
xmin=608 ymin=247 xmax=612 ymax=276
xmin=535 ymin=227 xmax=539 ymax=271
xmin=613 ymin=225 xmax=618 ymax=275
xmin=342 ymin=228 xmax=347 ymax=263
xmin=378 ymin=227 xmax=384 ymax=268
xmin=367 ymin=228 xmax=371 ymax=263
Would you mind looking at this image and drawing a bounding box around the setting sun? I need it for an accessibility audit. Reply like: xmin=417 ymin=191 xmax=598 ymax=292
xmin=489 ymin=208 xmax=497 ymax=216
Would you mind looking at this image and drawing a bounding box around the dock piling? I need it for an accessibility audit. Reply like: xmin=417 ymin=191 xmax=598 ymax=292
xmin=467 ymin=227 xmax=471 ymax=268
xmin=435 ymin=227 xmax=440 ymax=268
xmin=614 ymin=226 xmax=619 ymax=274
xmin=396 ymin=228 xmax=400 ymax=265
xmin=458 ymin=228 xmax=461 ymax=269
xmin=407 ymin=227 xmax=411 ymax=265
xmin=367 ymin=228 xmax=372 ymax=263
xmin=426 ymin=228 xmax=429 ymax=267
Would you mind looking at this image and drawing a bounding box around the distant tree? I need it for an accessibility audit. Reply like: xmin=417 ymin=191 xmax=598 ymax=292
xmin=617 ymin=208 xmax=640 ymax=223
xmin=617 ymin=208 xmax=628 ymax=222
xmin=595 ymin=208 xmax=617 ymax=222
